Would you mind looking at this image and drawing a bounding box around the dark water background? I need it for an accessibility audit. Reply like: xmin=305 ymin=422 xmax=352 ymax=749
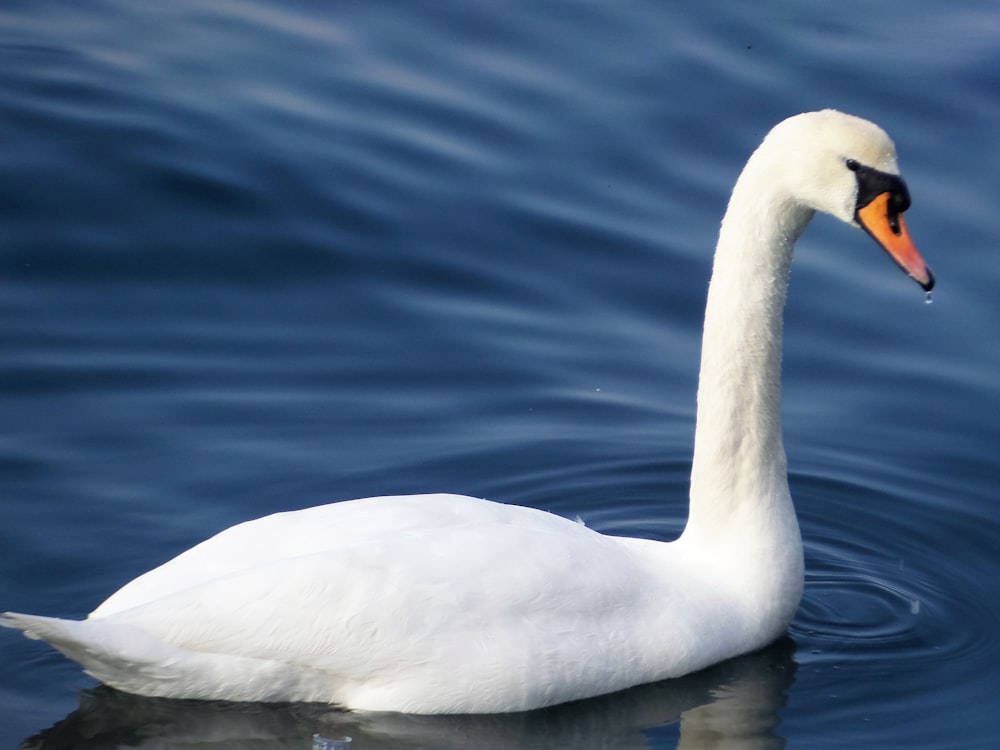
xmin=2 ymin=1 xmax=999 ymax=747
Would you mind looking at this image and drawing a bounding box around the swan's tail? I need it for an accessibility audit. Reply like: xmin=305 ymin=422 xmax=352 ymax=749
xmin=2 ymin=611 xmax=192 ymax=694
xmin=2 ymin=611 xmax=320 ymax=702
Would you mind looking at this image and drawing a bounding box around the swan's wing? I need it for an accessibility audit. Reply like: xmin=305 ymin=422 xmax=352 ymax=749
xmin=7 ymin=515 xmax=665 ymax=710
xmin=75 ymin=494 xmax=699 ymax=709
xmin=99 ymin=514 xmax=652 ymax=682
xmin=10 ymin=495 xmax=726 ymax=709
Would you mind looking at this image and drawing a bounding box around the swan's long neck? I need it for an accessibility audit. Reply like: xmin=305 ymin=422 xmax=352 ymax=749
xmin=684 ymin=154 xmax=812 ymax=550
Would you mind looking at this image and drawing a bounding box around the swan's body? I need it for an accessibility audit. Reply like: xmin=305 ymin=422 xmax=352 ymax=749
xmin=3 ymin=110 xmax=932 ymax=713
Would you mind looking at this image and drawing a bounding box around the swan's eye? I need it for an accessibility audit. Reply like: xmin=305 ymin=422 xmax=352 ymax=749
xmin=846 ymin=158 xmax=860 ymax=171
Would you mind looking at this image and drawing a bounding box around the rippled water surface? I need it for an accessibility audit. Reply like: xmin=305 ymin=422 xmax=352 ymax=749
xmin=2 ymin=1 xmax=999 ymax=747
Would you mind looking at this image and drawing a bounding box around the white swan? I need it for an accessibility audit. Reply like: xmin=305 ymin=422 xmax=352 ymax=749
xmin=2 ymin=110 xmax=933 ymax=714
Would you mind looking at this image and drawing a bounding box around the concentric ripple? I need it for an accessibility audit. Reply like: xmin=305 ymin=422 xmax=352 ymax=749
xmin=789 ymin=470 xmax=993 ymax=673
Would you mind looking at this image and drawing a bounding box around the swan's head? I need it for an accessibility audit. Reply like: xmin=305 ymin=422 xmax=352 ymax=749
xmin=761 ymin=110 xmax=934 ymax=291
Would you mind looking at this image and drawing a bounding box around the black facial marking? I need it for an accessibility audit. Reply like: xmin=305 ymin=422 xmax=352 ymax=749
xmin=846 ymin=159 xmax=911 ymax=234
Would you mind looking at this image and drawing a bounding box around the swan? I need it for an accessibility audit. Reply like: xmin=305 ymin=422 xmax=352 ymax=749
xmin=2 ymin=110 xmax=933 ymax=714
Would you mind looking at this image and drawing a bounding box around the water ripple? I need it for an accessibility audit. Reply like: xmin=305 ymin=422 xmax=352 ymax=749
xmin=790 ymin=470 xmax=994 ymax=677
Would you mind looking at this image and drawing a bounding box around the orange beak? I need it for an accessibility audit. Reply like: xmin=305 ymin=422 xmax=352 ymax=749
xmin=856 ymin=192 xmax=934 ymax=291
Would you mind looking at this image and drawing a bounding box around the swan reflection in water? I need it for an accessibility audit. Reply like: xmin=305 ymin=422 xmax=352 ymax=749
xmin=21 ymin=638 xmax=795 ymax=750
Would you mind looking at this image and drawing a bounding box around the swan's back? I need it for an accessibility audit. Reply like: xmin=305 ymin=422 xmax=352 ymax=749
xmin=92 ymin=494 xmax=533 ymax=617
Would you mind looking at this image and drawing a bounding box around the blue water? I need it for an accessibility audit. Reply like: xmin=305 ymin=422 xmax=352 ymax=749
xmin=2 ymin=0 xmax=998 ymax=747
